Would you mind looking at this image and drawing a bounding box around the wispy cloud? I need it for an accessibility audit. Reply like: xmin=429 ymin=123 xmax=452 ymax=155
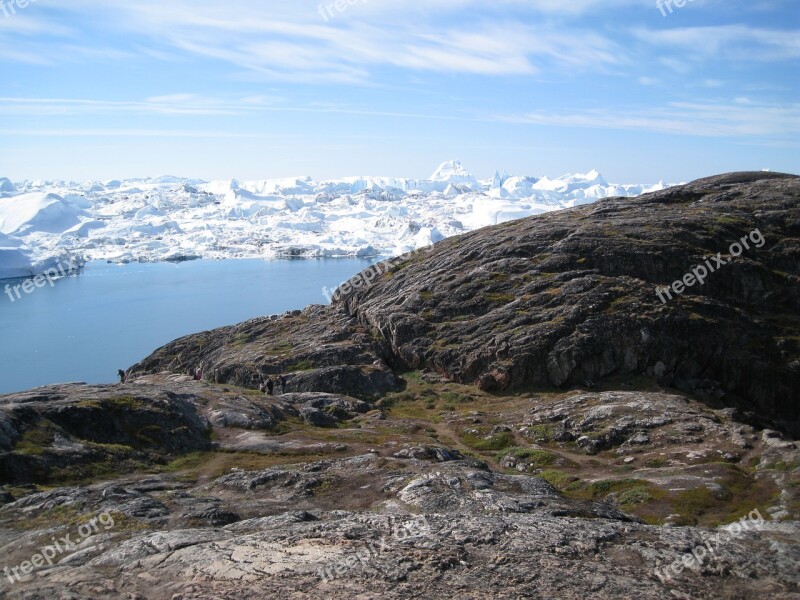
xmin=0 ymin=96 xmax=484 ymax=123
xmin=153 ymin=21 xmax=625 ymax=81
xmin=1 ymin=2 xmax=629 ymax=80
xmin=0 ymin=128 xmax=286 ymax=138
xmin=636 ymin=25 xmax=800 ymax=61
xmin=504 ymin=100 xmax=800 ymax=141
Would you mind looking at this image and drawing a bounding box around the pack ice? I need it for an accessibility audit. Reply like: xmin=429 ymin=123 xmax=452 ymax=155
xmin=0 ymin=162 xmax=669 ymax=280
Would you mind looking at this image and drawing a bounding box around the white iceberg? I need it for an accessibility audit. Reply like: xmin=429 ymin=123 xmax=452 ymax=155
xmin=0 ymin=161 xmax=672 ymax=281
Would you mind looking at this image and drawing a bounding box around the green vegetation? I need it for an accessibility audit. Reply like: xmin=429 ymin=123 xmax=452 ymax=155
xmin=389 ymin=260 xmax=412 ymax=274
xmin=84 ymin=441 xmax=136 ymax=454
xmin=577 ymin=478 xmax=646 ymax=501
xmin=485 ymin=293 xmax=516 ymax=304
xmin=497 ymin=447 xmax=558 ymax=468
xmin=525 ymin=424 xmax=554 ymax=442
xmin=47 ymin=453 xmax=149 ymax=486
xmin=261 ymin=341 xmax=294 ymax=355
xmin=287 ymin=359 xmax=315 ymax=372
xmin=762 ymin=459 xmax=800 ymax=472
xmin=14 ymin=504 xmax=84 ymax=530
xmin=151 ymin=450 xmax=334 ymax=482
xmin=460 ymin=429 xmax=515 ymax=451
xmin=231 ymin=333 xmax=251 ymax=347
xmin=76 ymin=400 xmax=102 ymax=408
xmin=617 ymin=487 xmax=653 ymax=505
xmin=398 ymin=372 xmax=421 ymax=385
xmin=667 ymin=464 xmax=781 ymax=526
xmin=675 ymin=486 xmax=727 ymax=519
xmin=539 ymin=469 xmax=580 ymax=490
xmin=13 ymin=422 xmax=56 ymax=455
xmin=105 ymin=396 xmax=149 ymax=411
xmin=7 ymin=360 xmax=788 ymax=531
xmin=15 ymin=505 xmax=150 ymax=533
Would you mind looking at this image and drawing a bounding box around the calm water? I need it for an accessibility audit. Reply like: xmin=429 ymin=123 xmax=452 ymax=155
xmin=0 ymin=258 xmax=377 ymax=394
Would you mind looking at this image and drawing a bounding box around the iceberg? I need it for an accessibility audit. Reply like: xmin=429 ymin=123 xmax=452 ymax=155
xmin=0 ymin=192 xmax=82 ymax=236
xmin=0 ymin=162 xmax=672 ymax=280
xmin=0 ymin=233 xmax=32 ymax=279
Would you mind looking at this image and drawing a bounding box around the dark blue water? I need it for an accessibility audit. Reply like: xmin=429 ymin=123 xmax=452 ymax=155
xmin=0 ymin=258 xmax=377 ymax=394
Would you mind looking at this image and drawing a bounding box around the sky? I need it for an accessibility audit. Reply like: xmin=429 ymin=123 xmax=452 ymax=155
xmin=0 ymin=0 xmax=798 ymax=183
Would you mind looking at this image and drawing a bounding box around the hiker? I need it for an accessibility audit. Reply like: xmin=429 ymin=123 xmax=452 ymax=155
xmin=259 ymin=381 xmax=267 ymax=393
xmin=118 ymin=369 xmax=126 ymax=384
xmin=194 ymin=367 xmax=202 ymax=381
xmin=266 ymin=377 xmax=275 ymax=395
xmin=279 ymin=375 xmax=287 ymax=394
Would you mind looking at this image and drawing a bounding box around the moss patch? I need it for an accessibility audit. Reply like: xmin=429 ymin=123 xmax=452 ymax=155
xmin=287 ymin=359 xmax=315 ymax=372
xmin=13 ymin=422 xmax=57 ymax=455
xmin=497 ymin=447 xmax=558 ymax=468
xmin=461 ymin=429 xmax=515 ymax=452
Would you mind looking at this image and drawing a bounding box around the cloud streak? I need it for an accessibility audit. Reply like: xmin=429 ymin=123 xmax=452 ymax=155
xmin=505 ymin=100 xmax=800 ymax=141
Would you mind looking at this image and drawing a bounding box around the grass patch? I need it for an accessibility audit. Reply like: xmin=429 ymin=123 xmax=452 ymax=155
xmin=13 ymin=422 xmax=56 ymax=455
xmin=674 ymin=486 xmax=728 ymax=521
xmin=461 ymin=429 xmax=515 ymax=452
xmin=105 ymin=396 xmax=150 ymax=411
xmin=540 ymin=469 xmax=580 ymax=490
xmin=149 ymin=450 xmax=334 ymax=482
xmin=14 ymin=504 xmax=85 ymax=530
xmin=16 ymin=505 xmax=151 ymax=534
xmin=261 ymin=341 xmax=294 ymax=355
xmin=231 ymin=333 xmax=251 ymax=347
xmin=287 ymin=359 xmax=315 ymax=372
xmin=76 ymin=400 xmax=102 ymax=408
xmin=485 ymin=293 xmax=516 ymax=304
xmin=524 ymin=424 xmax=554 ymax=442
xmin=561 ymin=478 xmax=650 ymax=502
xmin=618 ymin=487 xmax=653 ymax=505
xmin=497 ymin=447 xmax=557 ymax=468
xmin=762 ymin=459 xmax=800 ymax=472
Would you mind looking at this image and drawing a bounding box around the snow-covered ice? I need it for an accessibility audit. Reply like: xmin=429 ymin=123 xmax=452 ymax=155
xmin=0 ymin=160 xmax=670 ymax=279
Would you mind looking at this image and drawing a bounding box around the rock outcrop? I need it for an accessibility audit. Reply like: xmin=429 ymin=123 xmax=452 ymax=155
xmin=343 ymin=172 xmax=799 ymax=433
xmin=133 ymin=172 xmax=800 ymax=434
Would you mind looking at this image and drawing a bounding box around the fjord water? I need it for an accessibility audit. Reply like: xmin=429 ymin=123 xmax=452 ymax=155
xmin=0 ymin=258 xmax=378 ymax=394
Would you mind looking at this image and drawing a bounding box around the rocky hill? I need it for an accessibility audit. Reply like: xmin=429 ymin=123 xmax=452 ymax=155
xmin=134 ymin=171 xmax=800 ymax=435
xmin=0 ymin=172 xmax=798 ymax=599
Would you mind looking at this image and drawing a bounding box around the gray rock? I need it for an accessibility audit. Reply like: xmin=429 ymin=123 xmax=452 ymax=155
xmin=300 ymin=406 xmax=339 ymax=428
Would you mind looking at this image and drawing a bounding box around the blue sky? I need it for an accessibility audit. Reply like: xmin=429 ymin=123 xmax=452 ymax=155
xmin=0 ymin=0 xmax=797 ymax=182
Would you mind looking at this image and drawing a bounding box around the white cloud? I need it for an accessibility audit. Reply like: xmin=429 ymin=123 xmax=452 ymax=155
xmin=504 ymin=100 xmax=800 ymax=140
xmin=0 ymin=96 xmax=483 ymax=123
xmin=0 ymin=1 xmax=628 ymax=80
xmin=636 ymin=25 xmax=800 ymax=61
